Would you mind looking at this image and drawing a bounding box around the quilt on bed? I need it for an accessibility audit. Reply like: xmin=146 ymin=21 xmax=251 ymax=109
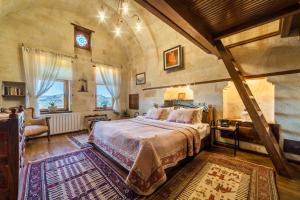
xmin=88 ymin=116 xmax=207 ymax=195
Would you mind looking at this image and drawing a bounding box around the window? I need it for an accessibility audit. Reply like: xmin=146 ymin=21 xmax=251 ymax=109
xmin=96 ymin=85 xmax=112 ymax=110
xmin=39 ymin=80 xmax=69 ymax=111
xmin=72 ymin=23 xmax=93 ymax=50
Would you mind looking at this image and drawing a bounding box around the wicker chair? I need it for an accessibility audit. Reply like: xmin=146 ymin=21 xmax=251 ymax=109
xmin=24 ymin=107 xmax=51 ymax=141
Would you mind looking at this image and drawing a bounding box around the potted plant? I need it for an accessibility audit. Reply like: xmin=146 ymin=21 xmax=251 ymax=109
xmin=48 ymin=101 xmax=57 ymax=113
xmin=121 ymin=109 xmax=130 ymax=118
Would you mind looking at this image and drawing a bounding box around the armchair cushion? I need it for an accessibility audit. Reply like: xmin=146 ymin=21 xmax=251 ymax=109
xmin=24 ymin=108 xmax=34 ymax=125
xmin=29 ymin=118 xmax=47 ymax=126
xmin=24 ymin=125 xmax=49 ymax=137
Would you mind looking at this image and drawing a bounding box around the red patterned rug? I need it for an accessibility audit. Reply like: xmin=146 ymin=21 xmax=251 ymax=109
xmin=149 ymin=153 xmax=279 ymax=200
xmin=22 ymin=148 xmax=140 ymax=200
xmin=22 ymin=148 xmax=278 ymax=200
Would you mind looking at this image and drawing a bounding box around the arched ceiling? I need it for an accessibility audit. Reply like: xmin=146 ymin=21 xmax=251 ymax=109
xmin=0 ymin=0 xmax=159 ymax=69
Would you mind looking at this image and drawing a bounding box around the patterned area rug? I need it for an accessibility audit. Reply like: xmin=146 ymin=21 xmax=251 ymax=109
xmin=22 ymin=148 xmax=278 ymax=200
xmin=149 ymin=153 xmax=278 ymax=200
xmin=22 ymin=148 xmax=141 ymax=200
xmin=66 ymin=131 xmax=93 ymax=149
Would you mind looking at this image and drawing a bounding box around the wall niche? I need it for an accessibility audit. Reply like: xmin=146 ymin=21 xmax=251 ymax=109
xmin=223 ymin=78 xmax=275 ymax=123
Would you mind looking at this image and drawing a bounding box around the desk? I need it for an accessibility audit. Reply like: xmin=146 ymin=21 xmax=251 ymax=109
xmin=211 ymin=123 xmax=240 ymax=156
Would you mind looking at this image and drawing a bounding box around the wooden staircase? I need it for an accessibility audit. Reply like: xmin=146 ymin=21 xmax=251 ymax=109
xmin=215 ymin=40 xmax=292 ymax=177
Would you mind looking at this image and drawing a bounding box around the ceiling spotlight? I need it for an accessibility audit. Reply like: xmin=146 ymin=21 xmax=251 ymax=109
xmin=136 ymin=21 xmax=142 ymax=32
xmin=133 ymin=14 xmax=142 ymax=32
xmin=122 ymin=2 xmax=129 ymax=15
xmin=114 ymin=26 xmax=122 ymax=37
xmin=97 ymin=10 xmax=107 ymax=23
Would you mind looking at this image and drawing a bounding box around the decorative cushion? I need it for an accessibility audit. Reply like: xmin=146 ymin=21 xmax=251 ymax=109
xmin=24 ymin=125 xmax=49 ymax=137
xmin=30 ymin=118 xmax=47 ymax=126
xmin=176 ymin=109 xmax=195 ymax=124
xmin=192 ymin=107 xmax=204 ymax=124
xmin=160 ymin=107 xmax=174 ymax=120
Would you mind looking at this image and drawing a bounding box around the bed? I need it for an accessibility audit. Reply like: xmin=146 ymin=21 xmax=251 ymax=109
xmin=88 ymin=105 xmax=213 ymax=195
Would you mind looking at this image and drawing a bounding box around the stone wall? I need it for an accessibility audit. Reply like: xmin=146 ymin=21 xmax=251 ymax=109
xmin=127 ymin=3 xmax=300 ymax=161
xmin=0 ymin=0 xmax=299 ymax=161
xmin=0 ymin=6 xmax=130 ymax=126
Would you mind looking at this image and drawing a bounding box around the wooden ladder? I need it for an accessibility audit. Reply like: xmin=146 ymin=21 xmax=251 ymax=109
xmin=215 ymin=40 xmax=292 ymax=177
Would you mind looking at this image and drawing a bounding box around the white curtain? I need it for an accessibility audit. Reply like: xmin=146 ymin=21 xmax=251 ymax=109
xmin=22 ymin=46 xmax=72 ymax=117
xmin=96 ymin=64 xmax=122 ymax=113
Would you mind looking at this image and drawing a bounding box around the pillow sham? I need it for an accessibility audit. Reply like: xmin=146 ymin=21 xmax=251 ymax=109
xmin=176 ymin=109 xmax=195 ymax=124
xmin=145 ymin=107 xmax=163 ymax=120
xmin=166 ymin=109 xmax=181 ymax=122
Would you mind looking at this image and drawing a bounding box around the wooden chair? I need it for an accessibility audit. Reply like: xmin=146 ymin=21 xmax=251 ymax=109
xmin=24 ymin=108 xmax=51 ymax=141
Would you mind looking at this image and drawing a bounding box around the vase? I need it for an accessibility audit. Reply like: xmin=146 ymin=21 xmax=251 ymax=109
xmin=48 ymin=106 xmax=57 ymax=113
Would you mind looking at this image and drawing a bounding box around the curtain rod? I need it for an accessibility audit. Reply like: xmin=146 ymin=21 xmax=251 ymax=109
xmin=21 ymin=43 xmax=123 ymax=68
xmin=21 ymin=43 xmax=76 ymax=59
xmin=90 ymin=58 xmax=123 ymax=69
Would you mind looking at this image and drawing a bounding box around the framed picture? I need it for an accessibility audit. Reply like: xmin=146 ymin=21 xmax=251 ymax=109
xmin=136 ymin=72 xmax=146 ymax=85
xmin=163 ymin=45 xmax=183 ymax=71
xmin=178 ymin=93 xmax=186 ymax=100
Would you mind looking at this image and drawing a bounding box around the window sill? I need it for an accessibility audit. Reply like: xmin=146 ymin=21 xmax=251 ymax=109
xmin=41 ymin=110 xmax=72 ymax=114
xmin=94 ymin=108 xmax=113 ymax=111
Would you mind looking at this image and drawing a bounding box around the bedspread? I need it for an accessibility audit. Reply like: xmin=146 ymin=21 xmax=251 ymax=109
xmin=88 ymin=116 xmax=204 ymax=195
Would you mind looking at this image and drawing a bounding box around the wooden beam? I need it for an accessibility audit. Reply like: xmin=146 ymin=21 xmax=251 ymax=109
xmin=215 ymin=40 xmax=292 ymax=177
xmin=143 ymin=78 xmax=231 ymax=91
xmin=215 ymin=4 xmax=300 ymax=39
xmin=142 ymin=68 xmax=300 ymax=91
xmin=226 ymin=31 xmax=280 ymax=49
xmin=70 ymin=23 xmax=94 ymax=33
xmin=281 ymin=16 xmax=294 ymax=37
xmin=245 ymin=69 xmax=300 ymax=79
xmin=134 ymin=0 xmax=220 ymax=57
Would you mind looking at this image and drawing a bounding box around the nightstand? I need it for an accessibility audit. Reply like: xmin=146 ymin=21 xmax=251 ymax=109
xmin=211 ymin=120 xmax=240 ymax=156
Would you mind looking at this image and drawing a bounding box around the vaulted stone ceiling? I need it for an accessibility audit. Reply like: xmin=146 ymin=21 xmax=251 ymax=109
xmin=0 ymin=0 xmax=159 ymax=69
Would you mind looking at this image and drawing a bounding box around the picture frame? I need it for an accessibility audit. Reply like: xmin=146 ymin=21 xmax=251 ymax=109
xmin=163 ymin=45 xmax=183 ymax=71
xmin=136 ymin=72 xmax=146 ymax=85
xmin=178 ymin=93 xmax=186 ymax=100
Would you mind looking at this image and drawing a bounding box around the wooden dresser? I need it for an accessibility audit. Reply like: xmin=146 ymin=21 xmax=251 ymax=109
xmin=0 ymin=110 xmax=25 ymax=200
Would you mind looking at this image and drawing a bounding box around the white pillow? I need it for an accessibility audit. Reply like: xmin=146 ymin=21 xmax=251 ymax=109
xmin=145 ymin=108 xmax=163 ymax=120
xmin=166 ymin=109 xmax=181 ymax=122
xmin=145 ymin=108 xmax=154 ymax=118
xmin=176 ymin=109 xmax=195 ymax=124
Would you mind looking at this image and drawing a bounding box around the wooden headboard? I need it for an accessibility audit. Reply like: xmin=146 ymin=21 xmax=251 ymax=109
xmin=203 ymin=105 xmax=214 ymax=125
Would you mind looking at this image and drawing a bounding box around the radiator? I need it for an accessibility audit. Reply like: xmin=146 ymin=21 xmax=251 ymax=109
xmin=43 ymin=112 xmax=81 ymax=134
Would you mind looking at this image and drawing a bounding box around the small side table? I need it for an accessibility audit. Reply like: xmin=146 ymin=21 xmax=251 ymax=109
xmin=211 ymin=122 xmax=240 ymax=156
